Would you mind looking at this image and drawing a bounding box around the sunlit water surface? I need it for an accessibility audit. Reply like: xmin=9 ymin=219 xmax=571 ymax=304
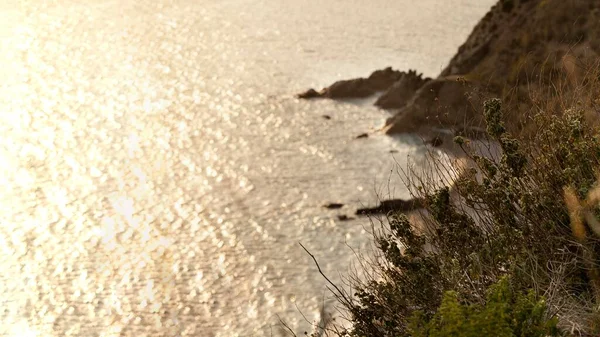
xmin=0 ymin=1 xmax=494 ymax=336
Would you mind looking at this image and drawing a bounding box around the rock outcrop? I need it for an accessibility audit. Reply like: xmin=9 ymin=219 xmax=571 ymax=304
xmin=298 ymin=67 xmax=412 ymax=100
xmin=374 ymin=70 xmax=430 ymax=110
xmin=383 ymin=77 xmax=489 ymax=134
xmin=356 ymin=198 xmax=424 ymax=216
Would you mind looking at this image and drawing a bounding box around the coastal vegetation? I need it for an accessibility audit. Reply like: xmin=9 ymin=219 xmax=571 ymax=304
xmin=295 ymin=0 xmax=600 ymax=335
xmin=327 ymin=97 xmax=600 ymax=337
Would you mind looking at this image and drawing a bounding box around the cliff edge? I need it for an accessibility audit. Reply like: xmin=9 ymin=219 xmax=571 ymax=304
xmin=299 ymin=0 xmax=600 ymax=136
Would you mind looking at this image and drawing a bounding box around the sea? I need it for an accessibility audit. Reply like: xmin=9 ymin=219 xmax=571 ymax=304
xmin=0 ymin=0 xmax=495 ymax=336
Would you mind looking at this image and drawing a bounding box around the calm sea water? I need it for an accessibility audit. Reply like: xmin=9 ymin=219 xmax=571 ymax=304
xmin=0 ymin=1 xmax=494 ymax=336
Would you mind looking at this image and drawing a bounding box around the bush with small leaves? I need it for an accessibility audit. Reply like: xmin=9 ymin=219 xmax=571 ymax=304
xmin=408 ymin=277 xmax=562 ymax=337
xmin=333 ymin=98 xmax=600 ymax=337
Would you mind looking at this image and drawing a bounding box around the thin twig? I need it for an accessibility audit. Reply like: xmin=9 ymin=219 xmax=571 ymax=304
xmin=299 ymin=242 xmax=350 ymax=305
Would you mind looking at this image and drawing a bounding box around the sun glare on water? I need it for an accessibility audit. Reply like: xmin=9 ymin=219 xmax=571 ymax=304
xmin=7 ymin=321 xmax=38 ymax=337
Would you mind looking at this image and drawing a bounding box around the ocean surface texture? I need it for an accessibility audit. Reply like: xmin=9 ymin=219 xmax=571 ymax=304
xmin=0 ymin=1 xmax=494 ymax=336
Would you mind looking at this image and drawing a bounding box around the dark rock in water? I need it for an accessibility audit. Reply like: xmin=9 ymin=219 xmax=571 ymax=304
xmin=297 ymin=88 xmax=321 ymax=99
xmin=356 ymin=198 xmax=423 ymax=215
xmin=375 ymin=70 xmax=431 ymax=110
xmin=355 ymin=133 xmax=369 ymax=139
xmin=337 ymin=215 xmax=354 ymax=221
xmin=427 ymin=136 xmax=443 ymax=147
xmin=323 ymin=203 xmax=344 ymax=209
xmin=297 ymin=67 xmax=404 ymax=100
xmin=322 ymin=115 xmax=332 ymax=120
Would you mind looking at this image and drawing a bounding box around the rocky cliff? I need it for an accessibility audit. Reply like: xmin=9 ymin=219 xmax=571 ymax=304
xmin=299 ymin=0 xmax=600 ymax=136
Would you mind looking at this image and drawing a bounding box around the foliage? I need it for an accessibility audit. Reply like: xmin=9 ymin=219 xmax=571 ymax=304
xmin=408 ymin=277 xmax=561 ymax=337
xmin=333 ymin=98 xmax=600 ymax=337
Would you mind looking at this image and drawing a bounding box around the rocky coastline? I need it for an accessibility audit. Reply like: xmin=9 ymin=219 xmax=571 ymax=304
xmin=300 ymin=0 xmax=600 ymax=139
xmin=311 ymin=0 xmax=600 ymax=217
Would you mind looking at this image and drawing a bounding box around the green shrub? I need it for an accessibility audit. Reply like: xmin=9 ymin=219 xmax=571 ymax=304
xmin=408 ymin=277 xmax=561 ymax=337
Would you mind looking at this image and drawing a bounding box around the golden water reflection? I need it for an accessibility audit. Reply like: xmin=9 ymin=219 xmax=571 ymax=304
xmin=1 ymin=0 xmax=495 ymax=335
